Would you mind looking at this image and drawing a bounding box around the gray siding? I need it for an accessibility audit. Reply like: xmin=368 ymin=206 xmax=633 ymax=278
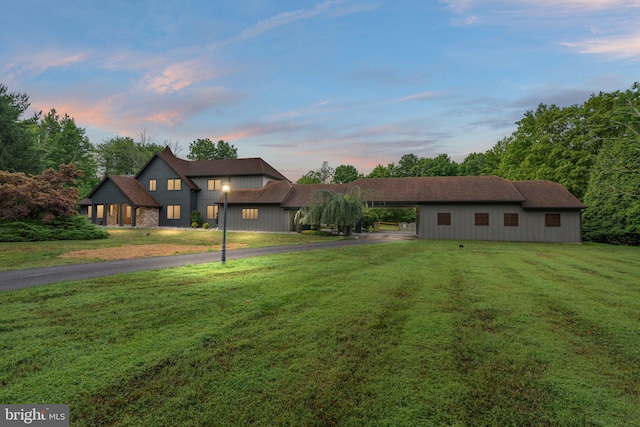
xmin=418 ymin=204 xmax=582 ymax=243
xmin=90 ymin=180 xmax=131 ymax=205
xmin=137 ymin=157 xmax=192 ymax=227
xmin=222 ymin=205 xmax=291 ymax=232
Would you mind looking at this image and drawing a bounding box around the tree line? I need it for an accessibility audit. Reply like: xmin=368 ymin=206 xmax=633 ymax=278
xmin=299 ymin=83 xmax=640 ymax=245
xmin=2 ymin=81 xmax=638 ymax=244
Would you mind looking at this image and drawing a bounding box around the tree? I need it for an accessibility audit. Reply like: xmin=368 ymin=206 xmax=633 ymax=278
xmin=187 ymin=138 xmax=238 ymax=160
xmin=297 ymin=161 xmax=334 ymax=184
xmin=332 ymin=164 xmax=361 ymax=183
xmin=414 ymin=154 xmax=459 ymax=176
xmin=490 ymin=93 xmax=616 ymax=199
xmin=459 ymin=152 xmax=488 ymax=176
xmin=0 ymin=163 xmax=82 ymax=222
xmin=367 ymin=163 xmax=394 ymax=178
xmin=295 ymin=186 xmax=378 ymax=235
xmin=95 ymin=136 xmax=163 ymax=175
xmin=35 ymin=109 xmax=98 ymax=196
xmin=0 ymin=83 xmax=40 ymax=174
xmin=583 ymin=84 xmax=640 ymax=245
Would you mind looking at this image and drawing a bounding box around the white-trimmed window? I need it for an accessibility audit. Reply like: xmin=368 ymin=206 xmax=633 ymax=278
xmin=167 ymin=205 xmax=181 ymax=220
xmin=149 ymin=179 xmax=157 ymax=191
xmin=242 ymin=208 xmax=259 ymax=220
xmin=207 ymin=179 xmax=222 ymax=191
xmin=167 ymin=179 xmax=181 ymax=191
xmin=207 ymin=205 xmax=218 ymax=220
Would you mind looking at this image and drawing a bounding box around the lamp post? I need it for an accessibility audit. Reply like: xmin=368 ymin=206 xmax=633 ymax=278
xmin=221 ymin=181 xmax=231 ymax=264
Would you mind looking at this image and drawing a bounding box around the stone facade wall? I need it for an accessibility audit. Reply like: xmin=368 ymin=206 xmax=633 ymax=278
xmin=137 ymin=207 xmax=159 ymax=227
xmin=106 ymin=212 xmax=118 ymax=226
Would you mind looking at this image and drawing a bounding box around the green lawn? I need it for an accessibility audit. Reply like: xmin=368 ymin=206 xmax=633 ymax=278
xmin=1 ymin=240 xmax=639 ymax=426
xmin=0 ymin=228 xmax=342 ymax=271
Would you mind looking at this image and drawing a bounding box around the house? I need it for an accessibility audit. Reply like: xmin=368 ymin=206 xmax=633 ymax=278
xmin=82 ymin=147 xmax=586 ymax=243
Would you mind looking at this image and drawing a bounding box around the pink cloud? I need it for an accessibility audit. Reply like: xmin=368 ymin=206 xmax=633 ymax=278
xmin=561 ymin=31 xmax=640 ymax=59
xmin=143 ymin=58 xmax=221 ymax=94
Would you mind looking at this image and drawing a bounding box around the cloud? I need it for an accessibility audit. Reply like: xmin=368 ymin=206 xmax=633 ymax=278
xmin=3 ymin=51 xmax=89 ymax=81
xmin=143 ymin=57 xmax=222 ymax=94
xmin=396 ymin=91 xmax=447 ymax=103
xmin=560 ymin=31 xmax=640 ymax=59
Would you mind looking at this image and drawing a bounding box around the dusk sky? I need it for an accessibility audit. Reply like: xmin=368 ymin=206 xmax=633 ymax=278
xmin=2 ymin=1 xmax=639 ymax=180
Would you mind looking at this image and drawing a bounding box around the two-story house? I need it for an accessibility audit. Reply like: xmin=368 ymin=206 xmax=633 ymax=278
xmin=82 ymin=147 xmax=587 ymax=243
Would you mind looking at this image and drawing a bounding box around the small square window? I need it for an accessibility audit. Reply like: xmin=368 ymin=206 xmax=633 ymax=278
xmin=167 ymin=179 xmax=181 ymax=191
xmin=545 ymin=213 xmax=561 ymax=227
xmin=207 ymin=179 xmax=222 ymax=191
xmin=437 ymin=212 xmax=451 ymax=226
xmin=475 ymin=213 xmax=489 ymax=226
xmin=504 ymin=213 xmax=519 ymax=227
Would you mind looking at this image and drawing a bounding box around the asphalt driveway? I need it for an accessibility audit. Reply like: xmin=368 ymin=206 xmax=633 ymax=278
xmin=0 ymin=232 xmax=416 ymax=291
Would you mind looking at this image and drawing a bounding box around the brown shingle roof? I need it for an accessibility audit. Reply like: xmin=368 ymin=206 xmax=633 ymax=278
xmin=345 ymin=176 xmax=526 ymax=204
xmin=513 ymin=181 xmax=586 ymax=209
xmin=108 ymin=175 xmax=162 ymax=207
xmin=219 ymin=176 xmax=584 ymax=210
xmin=222 ymin=180 xmax=293 ymax=204
xmin=155 ymin=147 xmax=199 ymax=190
xmin=187 ymin=158 xmax=290 ymax=181
xmin=281 ymin=184 xmax=349 ymax=208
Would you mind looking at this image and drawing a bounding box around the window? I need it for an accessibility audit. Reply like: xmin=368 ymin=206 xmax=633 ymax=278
xmin=149 ymin=179 xmax=157 ymax=191
xmin=242 ymin=208 xmax=259 ymax=220
xmin=207 ymin=205 xmax=218 ymax=220
xmin=207 ymin=179 xmax=222 ymax=191
xmin=96 ymin=205 xmax=104 ymax=219
xmin=545 ymin=213 xmax=561 ymax=227
xmin=87 ymin=206 xmax=93 ymax=218
xmin=437 ymin=212 xmax=451 ymax=226
xmin=109 ymin=204 xmax=118 ymax=216
xmin=167 ymin=205 xmax=181 ymax=220
xmin=167 ymin=179 xmax=181 ymax=191
xmin=475 ymin=213 xmax=489 ymax=226
xmin=504 ymin=213 xmax=519 ymax=227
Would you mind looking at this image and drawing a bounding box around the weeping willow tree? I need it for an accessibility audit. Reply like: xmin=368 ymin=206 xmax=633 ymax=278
xmin=295 ymin=186 xmax=380 ymax=235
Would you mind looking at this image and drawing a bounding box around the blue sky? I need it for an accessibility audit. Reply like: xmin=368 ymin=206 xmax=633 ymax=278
xmin=2 ymin=0 xmax=639 ymax=180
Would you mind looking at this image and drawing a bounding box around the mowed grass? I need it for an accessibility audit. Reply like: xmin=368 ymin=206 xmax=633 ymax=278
xmin=0 ymin=228 xmax=341 ymax=271
xmin=1 ymin=240 xmax=639 ymax=426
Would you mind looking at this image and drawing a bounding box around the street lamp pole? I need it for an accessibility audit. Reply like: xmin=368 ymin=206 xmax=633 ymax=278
xmin=221 ymin=182 xmax=230 ymax=264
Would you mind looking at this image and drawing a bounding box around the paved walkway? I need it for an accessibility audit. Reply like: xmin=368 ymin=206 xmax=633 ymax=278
xmin=0 ymin=232 xmax=416 ymax=291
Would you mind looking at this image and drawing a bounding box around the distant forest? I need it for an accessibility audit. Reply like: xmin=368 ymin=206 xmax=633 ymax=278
xmin=2 ymin=82 xmax=639 ymax=245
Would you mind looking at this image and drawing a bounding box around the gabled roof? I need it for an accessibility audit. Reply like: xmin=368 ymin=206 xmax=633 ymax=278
xmin=222 ymin=180 xmax=293 ymax=204
xmin=220 ymin=176 xmax=585 ymax=211
xmin=136 ymin=147 xmax=290 ymax=190
xmin=345 ymin=176 xmax=526 ymax=204
xmin=513 ymin=180 xmax=586 ymax=209
xmin=187 ymin=158 xmax=290 ymax=181
xmin=86 ymin=175 xmax=161 ymax=208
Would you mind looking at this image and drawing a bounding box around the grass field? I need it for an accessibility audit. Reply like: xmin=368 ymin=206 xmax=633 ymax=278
xmin=0 ymin=228 xmax=341 ymax=271
xmin=1 ymin=239 xmax=639 ymax=426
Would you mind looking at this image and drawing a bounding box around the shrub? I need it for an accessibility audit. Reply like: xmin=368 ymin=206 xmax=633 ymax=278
xmin=202 ymin=223 xmax=210 ymax=229
xmin=190 ymin=210 xmax=202 ymax=227
xmin=0 ymin=216 xmax=109 ymax=242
